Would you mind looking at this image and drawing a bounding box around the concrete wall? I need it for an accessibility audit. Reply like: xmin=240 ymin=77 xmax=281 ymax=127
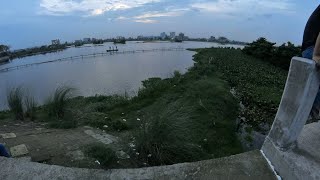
xmin=262 ymin=57 xmax=320 ymax=179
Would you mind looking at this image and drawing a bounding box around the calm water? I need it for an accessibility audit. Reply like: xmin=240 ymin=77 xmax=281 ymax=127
xmin=0 ymin=41 xmax=242 ymax=110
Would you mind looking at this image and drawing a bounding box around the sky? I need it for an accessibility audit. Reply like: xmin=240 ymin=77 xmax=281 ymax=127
xmin=0 ymin=0 xmax=319 ymax=49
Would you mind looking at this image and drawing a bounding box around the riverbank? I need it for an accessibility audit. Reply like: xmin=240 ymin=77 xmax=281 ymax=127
xmin=7 ymin=45 xmax=68 ymax=60
xmin=0 ymin=47 xmax=287 ymax=168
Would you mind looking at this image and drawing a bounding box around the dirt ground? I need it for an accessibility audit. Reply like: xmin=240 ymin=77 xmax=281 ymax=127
xmin=0 ymin=120 xmax=125 ymax=169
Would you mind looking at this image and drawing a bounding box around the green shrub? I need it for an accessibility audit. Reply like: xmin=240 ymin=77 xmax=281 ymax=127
xmin=173 ymin=70 xmax=181 ymax=78
xmin=81 ymin=112 xmax=109 ymax=127
xmin=0 ymin=111 xmax=11 ymax=120
xmin=111 ymin=119 xmax=129 ymax=131
xmin=47 ymin=111 xmax=77 ymax=129
xmin=7 ymin=87 xmax=24 ymax=120
xmin=85 ymin=144 xmax=117 ymax=167
xmin=137 ymin=78 xmax=171 ymax=98
xmin=46 ymin=86 xmax=75 ymax=119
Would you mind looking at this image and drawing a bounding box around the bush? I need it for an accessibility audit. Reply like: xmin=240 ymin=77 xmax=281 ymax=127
xmin=0 ymin=111 xmax=11 ymax=120
xmin=47 ymin=111 xmax=77 ymax=129
xmin=7 ymin=87 xmax=24 ymax=120
xmin=111 ymin=119 xmax=129 ymax=131
xmin=137 ymin=78 xmax=171 ymax=98
xmin=46 ymin=86 xmax=75 ymax=119
xmin=85 ymin=144 xmax=117 ymax=167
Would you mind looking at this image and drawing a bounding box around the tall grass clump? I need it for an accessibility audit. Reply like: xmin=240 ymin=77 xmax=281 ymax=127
xmin=7 ymin=87 xmax=24 ymax=120
xmin=134 ymin=116 xmax=204 ymax=166
xmin=46 ymin=86 xmax=75 ymax=119
xmin=24 ymin=94 xmax=37 ymax=120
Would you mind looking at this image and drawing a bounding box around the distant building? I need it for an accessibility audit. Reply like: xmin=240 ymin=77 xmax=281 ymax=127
xmin=160 ymin=32 xmax=167 ymax=40
xmin=83 ymin=38 xmax=91 ymax=43
xmin=169 ymin=32 xmax=176 ymax=39
xmin=51 ymin=39 xmax=60 ymax=46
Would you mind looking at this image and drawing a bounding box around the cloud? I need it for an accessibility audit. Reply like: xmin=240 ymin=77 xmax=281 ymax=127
xmin=134 ymin=19 xmax=157 ymax=23
xmin=116 ymin=16 xmax=129 ymax=20
xmin=117 ymin=9 xmax=188 ymax=23
xmin=190 ymin=0 xmax=293 ymax=17
xmin=91 ymin=9 xmax=104 ymax=16
xmin=133 ymin=10 xmax=185 ymax=19
xmin=39 ymin=0 xmax=161 ymax=16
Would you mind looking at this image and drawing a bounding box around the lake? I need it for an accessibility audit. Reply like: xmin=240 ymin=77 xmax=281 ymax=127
xmin=0 ymin=41 xmax=242 ymax=110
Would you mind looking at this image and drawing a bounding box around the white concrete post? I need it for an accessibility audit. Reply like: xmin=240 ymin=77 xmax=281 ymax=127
xmin=265 ymin=57 xmax=320 ymax=149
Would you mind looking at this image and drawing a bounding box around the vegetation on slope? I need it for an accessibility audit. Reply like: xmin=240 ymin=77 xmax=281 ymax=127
xmin=190 ymin=47 xmax=287 ymax=132
xmin=1 ymin=43 xmax=289 ymax=167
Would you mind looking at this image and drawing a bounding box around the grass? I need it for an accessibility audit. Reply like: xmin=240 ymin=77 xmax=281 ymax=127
xmin=85 ymin=143 xmax=118 ymax=167
xmin=189 ymin=47 xmax=287 ymax=131
xmin=24 ymin=93 xmax=37 ymax=120
xmin=0 ymin=111 xmax=11 ymax=121
xmin=56 ymin=70 xmax=242 ymax=167
xmin=134 ymin=116 xmax=205 ymax=166
xmin=7 ymin=87 xmax=24 ymax=120
xmin=46 ymin=86 xmax=75 ymax=119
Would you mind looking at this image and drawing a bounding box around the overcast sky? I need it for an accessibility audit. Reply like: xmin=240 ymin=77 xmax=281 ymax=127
xmin=0 ymin=0 xmax=319 ymax=49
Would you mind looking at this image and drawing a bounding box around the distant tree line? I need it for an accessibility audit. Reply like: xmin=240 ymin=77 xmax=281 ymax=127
xmin=0 ymin=44 xmax=67 ymax=60
xmin=242 ymin=38 xmax=301 ymax=70
xmin=0 ymin=45 xmax=10 ymax=57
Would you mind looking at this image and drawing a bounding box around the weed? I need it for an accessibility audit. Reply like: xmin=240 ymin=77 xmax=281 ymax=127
xmin=85 ymin=143 xmax=117 ymax=167
xmin=46 ymin=86 xmax=75 ymax=119
xmin=245 ymin=135 xmax=253 ymax=143
xmin=111 ymin=119 xmax=129 ymax=131
xmin=47 ymin=111 xmax=77 ymax=129
xmin=7 ymin=87 xmax=24 ymax=120
xmin=24 ymin=93 xmax=37 ymax=120
xmin=0 ymin=111 xmax=11 ymax=120
xmin=134 ymin=116 xmax=204 ymax=166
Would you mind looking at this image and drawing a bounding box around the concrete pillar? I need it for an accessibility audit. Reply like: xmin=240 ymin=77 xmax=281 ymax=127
xmin=266 ymin=57 xmax=320 ymax=149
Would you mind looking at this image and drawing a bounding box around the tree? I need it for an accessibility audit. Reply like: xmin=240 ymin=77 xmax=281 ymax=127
xmin=0 ymin=45 xmax=10 ymax=53
xmin=242 ymin=37 xmax=276 ymax=59
xmin=243 ymin=38 xmax=301 ymax=70
xmin=0 ymin=45 xmax=10 ymax=57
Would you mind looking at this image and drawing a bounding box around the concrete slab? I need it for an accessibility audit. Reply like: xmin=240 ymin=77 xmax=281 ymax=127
xmin=1 ymin=126 xmax=112 ymax=168
xmin=297 ymin=121 xmax=320 ymax=161
xmin=84 ymin=130 xmax=118 ymax=145
xmin=0 ymin=150 xmax=276 ymax=180
xmin=10 ymin=144 xmax=29 ymax=157
xmin=1 ymin=133 xmax=16 ymax=139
